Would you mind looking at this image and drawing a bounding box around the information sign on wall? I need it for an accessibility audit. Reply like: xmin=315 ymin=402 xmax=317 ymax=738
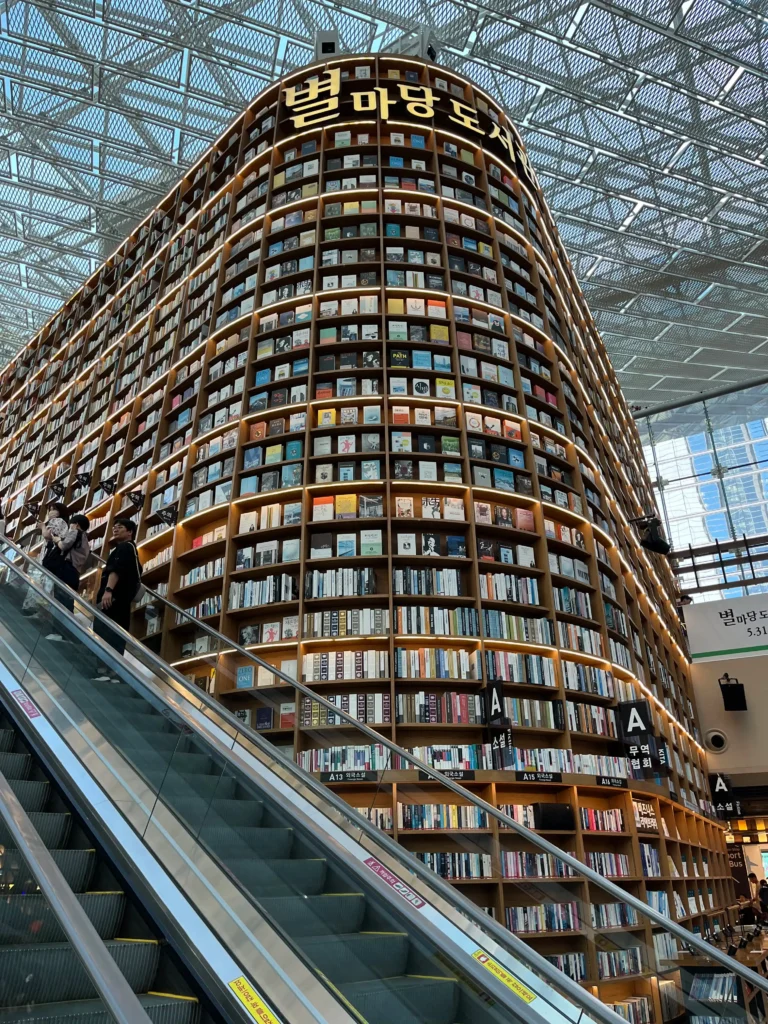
xmin=687 ymin=592 xmax=768 ymax=661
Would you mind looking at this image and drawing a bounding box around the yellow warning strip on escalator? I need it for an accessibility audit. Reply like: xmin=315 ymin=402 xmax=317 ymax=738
xmin=229 ymin=976 xmax=283 ymax=1023
xmin=471 ymin=950 xmax=537 ymax=1003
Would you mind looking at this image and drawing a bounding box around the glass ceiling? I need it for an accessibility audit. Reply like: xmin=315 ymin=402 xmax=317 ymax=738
xmin=2 ymin=0 xmax=767 ymax=406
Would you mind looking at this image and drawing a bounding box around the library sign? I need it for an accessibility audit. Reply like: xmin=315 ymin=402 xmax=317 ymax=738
xmin=687 ymin=592 xmax=768 ymax=661
xmin=280 ymin=68 xmax=540 ymax=189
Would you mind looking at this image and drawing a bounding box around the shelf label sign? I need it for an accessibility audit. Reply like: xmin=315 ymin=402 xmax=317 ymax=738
xmin=471 ymin=951 xmax=537 ymax=1003
xmin=596 ymin=776 xmax=627 ymax=789
xmin=418 ymin=769 xmax=475 ymax=781
xmin=320 ymin=770 xmax=379 ymax=783
xmin=514 ymin=771 xmax=562 ymax=783
xmin=364 ymin=856 xmax=426 ymax=909
xmin=687 ymin=592 xmax=768 ymax=660
xmin=709 ymin=772 xmax=741 ymax=818
xmin=228 ymin=976 xmax=282 ymax=1023
xmin=618 ymin=699 xmax=653 ymax=739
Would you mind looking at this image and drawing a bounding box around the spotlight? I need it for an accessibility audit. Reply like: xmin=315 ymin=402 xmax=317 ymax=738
xmin=427 ymin=44 xmax=437 ymax=61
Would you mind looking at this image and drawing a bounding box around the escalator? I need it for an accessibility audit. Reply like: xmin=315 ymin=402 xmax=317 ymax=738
xmin=1 ymin=539 xmax=767 ymax=1024
xmin=0 ymin=706 xmax=211 ymax=1022
xmin=0 ymin=585 xmax=517 ymax=1024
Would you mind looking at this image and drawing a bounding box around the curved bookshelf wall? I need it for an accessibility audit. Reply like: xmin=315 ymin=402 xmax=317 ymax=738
xmin=0 ymin=55 xmax=732 ymax=1020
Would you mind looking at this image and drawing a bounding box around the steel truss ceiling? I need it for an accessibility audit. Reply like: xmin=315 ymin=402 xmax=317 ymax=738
xmin=1 ymin=0 xmax=767 ymax=405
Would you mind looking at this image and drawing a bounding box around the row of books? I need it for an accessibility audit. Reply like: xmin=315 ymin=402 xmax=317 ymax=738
xmin=394 ymin=605 xmax=479 ymax=637
xmin=640 ymin=842 xmax=662 ymax=878
xmin=354 ymin=806 xmax=394 ymax=830
xmin=605 ymin=996 xmax=651 ymax=1024
xmin=484 ymin=650 xmax=557 ymax=686
xmin=392 ymin=567 xmax=463 ymax=596
xmin=505 ymin=902 xmax=579 ymax=933
xmin=504 ymin=697 xmax=563 ymax=730
xmin=180 ymin=556 xmax=225 ymax=589
xmin=311 ymin=493 xmax=384 ymax=520
xmin=497 ymin=804 xmax=536 ymax=828
xmin=500 ymin=851 xmax=575 ymax=879
xmin=590 ymin=902 xmax=638 ymax=928
xmin=416 ymin=852 xmax=493 ymax=880
xmin=580 ymin=807 xmax=625 ymax=832
xmin=597 ymin=949 xmax=643 ymax=980
xmin=235 ymin=539 xmax=300 ymax=568
xmin=557 ymin=621 xmax=604 ymax=657
xmin=396 ymin=803 xmax=488 ymax=831
xmin=393 ymin=647 xmax=478 ymax=680
xmin=561 ymin=661 xmax=615 ymax=697
xmin=228 ymin=573 xmax=297 ymax=609
xmin=239 ymin=502 xmax=301 ymax=532
xmin=176 ymin=595 xmax=221 ymax=621
xmin=299 ymin=693 xmax=391 ymax=727
xmin=565 ymin=701 xmax=618 ymax=738
xmin=302 ymin=608 xmax=390 ymax=637
xmin=553 ymin=586 xmax=593 ymax=619
xmin=543 ymin=953 xmax=586 ymax=982
xmin=303 ymin=567 xmax=378 ymax=598
xmin=394 ymin=692 xmax=485 ymax=725
xmin=478 ymin=572 xmax=539 ymax=605
xmin=586 ymin=852 xmax=632 ymax=878
xmin=481 ymin=610 xmax=555 ymax=644
xmin=689 ymin=974 xmax=738 ymax=1004
xmin=300 ymin=650 xmax=389 ymax=681
xmin=646 ymin=889 xmax=670 ymax=916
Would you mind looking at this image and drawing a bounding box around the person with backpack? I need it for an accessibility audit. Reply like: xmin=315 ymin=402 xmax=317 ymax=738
xmin=94 ymin=519 xmax=142 ymax=655
xmin=43 ymin=513 xmax=91 ymax=640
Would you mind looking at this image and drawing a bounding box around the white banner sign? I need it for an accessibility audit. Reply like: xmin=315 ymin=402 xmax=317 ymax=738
xmin=687 ymin=592 xmax=768 ymax=660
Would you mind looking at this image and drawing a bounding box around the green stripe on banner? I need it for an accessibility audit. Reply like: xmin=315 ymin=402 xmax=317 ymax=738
xmin=691 ymin=643 xmax=768 ymax=659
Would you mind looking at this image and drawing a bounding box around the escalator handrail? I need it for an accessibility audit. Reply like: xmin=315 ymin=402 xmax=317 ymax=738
xmin=0 ymin=766 xmax=154 ymax=1024
xmin=2 ymin=537 xmax=762 ymax=1001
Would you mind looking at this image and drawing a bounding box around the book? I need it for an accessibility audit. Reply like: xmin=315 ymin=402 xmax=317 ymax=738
xmin=236 ymin=665 xmax=254 ymax=689
xmin=360 ymin=529 xmax=383 ymax=556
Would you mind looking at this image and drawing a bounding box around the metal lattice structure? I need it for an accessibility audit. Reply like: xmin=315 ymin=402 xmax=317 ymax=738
xmin=2 ymin=0 xmax=768 ymax=405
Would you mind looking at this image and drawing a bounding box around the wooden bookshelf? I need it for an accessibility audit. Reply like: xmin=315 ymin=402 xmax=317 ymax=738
xmin=0 ymin=55 xmax=733 ymax=1019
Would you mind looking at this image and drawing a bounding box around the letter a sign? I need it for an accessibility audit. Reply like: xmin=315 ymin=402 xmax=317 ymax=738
xmin=619 ymin=700 xmax=653 ymax=739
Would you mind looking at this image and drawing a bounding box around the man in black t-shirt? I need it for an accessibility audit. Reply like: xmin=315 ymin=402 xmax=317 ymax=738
xmin=94 ymin=519 xmax=142 ymax=655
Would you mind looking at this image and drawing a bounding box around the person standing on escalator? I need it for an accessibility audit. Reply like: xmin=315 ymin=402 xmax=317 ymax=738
xmin=94 ymin=519 xmax=142 ymax=656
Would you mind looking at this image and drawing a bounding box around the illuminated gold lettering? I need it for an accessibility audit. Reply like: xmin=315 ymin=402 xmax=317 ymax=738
xmin=488 ymin=122 xmax=515 ymax=159
xmin=397 ymin=84 xmax=435 ymax=118
xmin=283 ymin=68 xmax=341 ymax=128
xmin=351 ymin=86 xmax=396 ymax=118
xmin=448 ymin=98 xmax=483 ymax=135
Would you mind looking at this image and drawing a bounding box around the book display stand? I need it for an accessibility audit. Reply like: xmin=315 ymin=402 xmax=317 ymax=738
xmin=0 ymin=55 xmax=733 ymax=1021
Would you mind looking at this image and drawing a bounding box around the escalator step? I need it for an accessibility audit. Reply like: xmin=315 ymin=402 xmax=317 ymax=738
xmin=0 ymin=940 xmax=160 ymax=1006
xmin=0 ymin=751 xmax=31 ymax=780
xmin=340 ymin=976 xmax=459 ymax=1024
xmin=258 ymin=893 xmax=366 ymax=936
xmin=204 ymin=826 xmax=294 ymax=860
xmin=0 ymin=893 xmax=125 ymax=944
xmin=0 ymin=813 xmax=70 ymax=849
xmin=0 ymin=729 xmax=14 ymax=752
xmin=299 ymin=932 xmax=409 ymax=983
xmin=0 ymin=993 xmax=201 ymax=1023
xmin=172 ymin=797 xmax=263 ymax=829
xmin=148 ymin=772 xmax=238 ymax=802
xmin=7 ymin=779 xmax=49 ymax=812
xmin=1 ymin=848 xmax=95 ymax=891
xmin=225 ymin=857 xmax=327 ymax=897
